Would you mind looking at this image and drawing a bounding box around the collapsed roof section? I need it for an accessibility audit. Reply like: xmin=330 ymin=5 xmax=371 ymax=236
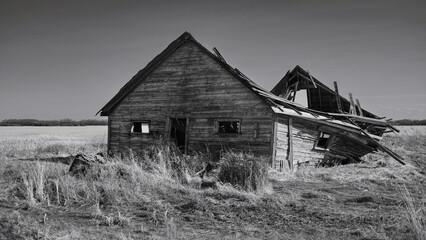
xmin=271 ymin=65 xmax=398 ymax=137
xmin=226 ymin=64 xmax=404 ymax=165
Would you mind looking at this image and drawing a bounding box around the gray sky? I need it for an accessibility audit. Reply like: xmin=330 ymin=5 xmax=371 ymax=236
xmin=1 ymin=0 xmax=425 ymax=120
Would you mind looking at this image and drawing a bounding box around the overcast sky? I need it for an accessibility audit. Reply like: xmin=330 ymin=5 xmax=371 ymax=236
xmin=1 ymin=0 xmax=425 ymax=120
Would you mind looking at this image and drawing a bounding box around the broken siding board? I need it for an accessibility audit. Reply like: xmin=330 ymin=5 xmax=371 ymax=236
xmin=328 ymin=136 xmax=374 ymax=157
xmin=355 ymin=99 xmax=363 ymax=116
xmin=288 ymin=117 xmax=294 ymax=169
xmin=274 ymin=118 xmax=289 ymax=171
xmin=278 ymin=116 xmax=327 ymax=166
xmin=333 ymin=81 xmax=342 ymax=112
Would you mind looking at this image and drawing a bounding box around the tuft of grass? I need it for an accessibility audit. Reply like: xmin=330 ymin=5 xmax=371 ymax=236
xmin=93 ymin=208 xmax=132 ymax=227
xmin=217 ymin=151 xmax=269 ymax=192
xmin=401 ymin=185 xmax=426 ymax=240
xmin=0 ymin=210 xmax=45 ymax=239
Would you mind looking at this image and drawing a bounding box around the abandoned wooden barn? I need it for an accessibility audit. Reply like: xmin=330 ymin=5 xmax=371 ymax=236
xmin=97 ymin=32 xmax=403 ymax=170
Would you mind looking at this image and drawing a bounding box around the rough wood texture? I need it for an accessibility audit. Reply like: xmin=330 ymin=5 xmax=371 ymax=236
xmin=287 ymin=117 xmax=294 ymax=169
xmin=108 ymin=40 xmax=273 ymax=157
xmin=274 ymin=117 xmax=289 ymax=171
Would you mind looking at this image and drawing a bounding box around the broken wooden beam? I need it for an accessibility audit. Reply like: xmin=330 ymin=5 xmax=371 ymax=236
xmin=306 ymin=70 xmax=317 ymax=88
xmin=355 ymin=99 xmax=363 ymax=116
xmin=292 ymin=82 xmax=299 ymax=102
xmin=345 ymin=117 xmax=405 ymax=165
xmin=387 ymin=124 xmax=400 ymax=133
xmin=348 ymin=93 xmax=356 ymax=115
xmin=333 ymin=81 xmax=342 ymax=112
xmin=212 ymin=47 xmax=227 ymax=63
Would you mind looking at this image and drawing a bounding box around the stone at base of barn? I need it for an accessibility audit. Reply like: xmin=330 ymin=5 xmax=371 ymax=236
xmin=68 ymin=153 xmax=106 ymax=176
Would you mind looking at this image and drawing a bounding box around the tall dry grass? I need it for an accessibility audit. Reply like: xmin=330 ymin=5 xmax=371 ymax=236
xmin=0 ymin=136 xmax=106 ymax=161
xmin=8 ymin=140 xmax=271 ymax=212
xmin=401 ymin=185 xmax=426 ymax=240
xmin=218 ymin=150 xmax=269 ymax=192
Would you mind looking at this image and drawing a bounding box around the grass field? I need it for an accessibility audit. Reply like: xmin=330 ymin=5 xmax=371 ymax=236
xmin=0 ymin=126 xmax=425 ymax=239
xmin=0 ymin=126 xmax=107 ymax=161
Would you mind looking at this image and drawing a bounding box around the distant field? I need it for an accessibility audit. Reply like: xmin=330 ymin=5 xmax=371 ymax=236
xmin=0 ymin=126 xmax=107 ymax=141
xmin=391 ymin=125 xmax=426 ymax=135
xmin=0 ymin=125 xmax=423 ymax=140
xmin=0 ymin=126 xmax=107 ymax=160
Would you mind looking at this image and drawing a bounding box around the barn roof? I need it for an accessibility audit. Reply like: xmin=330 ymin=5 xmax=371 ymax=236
xmin=97 ymin=32 xmax=339 ymax=124
xmin=97 ymin=32 xmax=328 ymax=119
xmin=97 ymin=32 xmax=275 ymax=116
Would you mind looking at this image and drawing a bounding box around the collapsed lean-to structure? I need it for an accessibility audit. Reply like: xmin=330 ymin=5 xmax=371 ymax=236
xmin=98 ymin=32 xmax=403 ymax=171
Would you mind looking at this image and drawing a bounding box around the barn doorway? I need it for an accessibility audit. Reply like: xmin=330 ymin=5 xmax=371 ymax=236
xmin=169 ymin=117 xmax=187 ymax=153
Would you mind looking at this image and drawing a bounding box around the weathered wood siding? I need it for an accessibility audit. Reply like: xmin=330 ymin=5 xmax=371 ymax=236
xmin=273 ymin=117 xmax=289 ymax=171
xmin=273 ymin=116 xmax=326 ymax=170
xmin=108 ymin=40 xmax=273 ymax=157
xmin=273 ymin=114 xmax=378 ymax=169
xmin=291 ymin=117 xmax=326 ymax=166
xmin=318 ymin=125 xmax=376 ymax=160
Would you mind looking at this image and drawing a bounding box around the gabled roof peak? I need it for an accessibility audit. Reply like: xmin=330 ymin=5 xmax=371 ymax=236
xmin=181 ymin=31 xmax=193 ymax=38
xmin=176 ymin=31 xmax=194 ymax=42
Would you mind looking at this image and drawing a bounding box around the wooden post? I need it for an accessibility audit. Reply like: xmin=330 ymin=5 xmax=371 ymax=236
xmin=348 ymin=93 xmax=356 ymax=115
xmin=333 ymin=81 xmax=342 ymax=112
xmin=307 ymin=88 xmax=312 ymax=108
xmin=292 ymin=82 xmax=299 ymax=102
xmin=287 ymin=117 xmax=294 ymax=170
xmin=272 ymin=120 xmax=278 ymax=169
xmin=107 ymin=119 xmax=111 ymax=152
xmin=355 ymin=99 xmax=363 ymax=116
xmin=307 ymin=70 xmax=317 ymax=88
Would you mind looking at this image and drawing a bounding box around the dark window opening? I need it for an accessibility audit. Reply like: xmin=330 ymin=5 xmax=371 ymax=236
xmin=217 ymin=121 xmax=240 ymax=134
xmin=131 ymin=122 xmax=150 ymax=133
xmin=315 ymin=132 xmax=330 ymax=150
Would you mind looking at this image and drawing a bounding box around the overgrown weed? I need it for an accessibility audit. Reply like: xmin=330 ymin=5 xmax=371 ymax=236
xmin=400 ymin=185 xmax=426 ymax=240
xmin=218 ymin=150 xmax=269 ymax=192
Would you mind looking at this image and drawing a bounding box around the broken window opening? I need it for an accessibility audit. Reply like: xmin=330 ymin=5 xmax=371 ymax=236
xmin=293 ymin=89 xmax=308 ymax=106
xmin=314 ymin=132 xmax=331 ymax=150
xmin=217 ymin=120 xmax=240 ymax=134
xmin=131 ymin=121 xmax=150 ymax=133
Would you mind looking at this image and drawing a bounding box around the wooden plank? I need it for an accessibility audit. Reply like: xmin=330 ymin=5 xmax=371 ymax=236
xmin=108 ymin=119 xmax=112 ymax=152
xmin=288 ymin=117 xmax=294 ymax=169
xmin=272 ymin=119 xmax=278 ymax=169
xmin=292 ymin=82 xmax=299 ymax=102
xmin=355 ymin=99 xmax=363 ymax=117
xmin=348 ymin=93 xmax=356 ymax=115
xmin=306 ymin=70 xmax=317 ymax=88
xmin=333 ymin=81 xmax=342 ymax=112
xmin=345 ymin=117 xmax=405 ymax=165
xmin=327 ymin=113 xmax=387 ymax=124
xmin=212 ymin=47 xmax=227 ymax=63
